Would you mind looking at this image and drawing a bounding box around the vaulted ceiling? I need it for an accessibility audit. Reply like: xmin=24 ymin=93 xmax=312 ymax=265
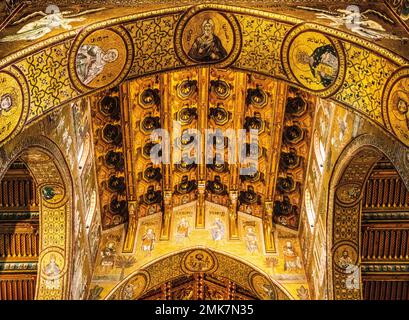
xmin=0 ymin=0 xmax=408 ymax=301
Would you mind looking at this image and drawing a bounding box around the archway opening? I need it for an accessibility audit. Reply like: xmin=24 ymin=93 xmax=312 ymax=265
xmin=105 ymin=248 xmax=292 ymax=300
xmin=139 ymin=273 xmax=259 ymax=300
xmin=0 ymin=138 xmax=74 ymax=300
xmin=330 ymin=141 xmax=409 ymax=300
xmin=0 ymin=159 xmax=39 ymax=300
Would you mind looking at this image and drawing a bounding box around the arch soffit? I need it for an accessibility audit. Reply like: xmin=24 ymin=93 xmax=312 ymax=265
xmin=104 ymin=246 xmax=294 ymax=300
xmin=0 ymin=135 xmax=74 ymax=299
xmin=0 ymin=4 xmax=408 ymax=149
xmin=326 ymin=133 xmax=409 ymax=300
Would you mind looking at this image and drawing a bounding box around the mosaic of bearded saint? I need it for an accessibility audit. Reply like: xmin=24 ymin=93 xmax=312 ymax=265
xmin=188 ymin=18 xmax=227 ymax=62
xmin=296 ymin=45 xmax=339 ymax=88
xmin=391 ymin=90 xmax=409 ymax=131
xmin=76 ymin=45 xmax=119 ymax=85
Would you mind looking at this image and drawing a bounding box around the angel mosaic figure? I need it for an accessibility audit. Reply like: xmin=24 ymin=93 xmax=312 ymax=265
xmin=0 ymin=7 xmax=105 ymax=42
xmin=298 ymin=6 xmax=408 ymax=41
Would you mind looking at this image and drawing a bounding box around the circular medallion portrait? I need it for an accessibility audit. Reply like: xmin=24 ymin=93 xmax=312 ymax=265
xmin=71 ymin=27 xmax=133 ymax=92
xmin=283 ymin=28 xmax=345 ymax=96
xmin=176 ymin=10 xmax=241 ymax=67
xmin=336 ymin=183 xmax=361 ymax=205
xmin=0 ymin=69 xmax=29 ymax=144
xmin=250 ymin=272 xmax=276 ymax=300
xmin=182 ymin=249 xmax=217 ymax=273
xmin=384 ymin=69 xmax=409 ymax=147
xmin=333 ymin=242 xmax=358 ymax=273
xmin=120 ymin=272 xmax=149 ymax=300
xmin=41 ymin=184 xmax=66 ymax=205
xmin=40 ymin=251 xmax=65 ymax=290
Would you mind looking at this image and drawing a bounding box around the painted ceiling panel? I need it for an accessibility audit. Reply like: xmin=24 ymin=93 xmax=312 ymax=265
xmin=89 ymin=67 xmax=314 ymax=238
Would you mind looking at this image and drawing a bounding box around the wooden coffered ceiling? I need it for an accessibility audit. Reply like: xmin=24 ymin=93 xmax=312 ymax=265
xmin=0 ymin=161 xmax=39 ymax=300
xmin=361 ymin=157 xmax=409 ymax=300
xmin=89 ymin=67 xmax=316 ymax=233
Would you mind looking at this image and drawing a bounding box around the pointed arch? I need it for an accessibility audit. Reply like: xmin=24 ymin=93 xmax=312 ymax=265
xmin=105 ymin=247 xmax=293 ymax=300
xmin=327 ymin=133 xmax=409 ymax=299
xmin=0 ymin=135 xmax=74 ymax=299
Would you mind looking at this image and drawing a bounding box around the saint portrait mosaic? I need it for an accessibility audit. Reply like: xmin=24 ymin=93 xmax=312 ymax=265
xmin=0 ymin=68 xmax=29 ymax=144
xmin=383 ymin=67 xmax=409 ymax=147
xmin=120 ymin=272 xmax=149 ymax=300
xmin=333 ymin=242 xmax=359 ymax=273
xmin=175 ymin=9 xmax=241 ymax=67
xmin=282 ymin=28 xmax=345 ymax=96
xmin=40 ymin=251 xmax=65 ymax=291
xmin=249 ymin=272 xmax=277 ymax=300
xmin=335 ymin=183 xmax=361 ymax=205
xmin=70 ymin=27 xmax=133 ymax=92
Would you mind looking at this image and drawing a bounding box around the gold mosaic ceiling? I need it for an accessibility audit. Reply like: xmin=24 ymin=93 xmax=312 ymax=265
xmin=0 ymin=0 xmax=408 ymax=233
xmin=89 ymin=67 xmax=316 ymax=233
